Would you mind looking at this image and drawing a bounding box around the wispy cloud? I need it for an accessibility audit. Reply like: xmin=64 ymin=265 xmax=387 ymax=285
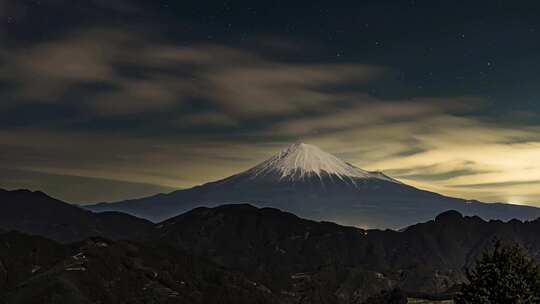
xmin=0 ymin=28 xmax=388 ymax=118
xmin=2 ymin=27 xmax=540 ymax=205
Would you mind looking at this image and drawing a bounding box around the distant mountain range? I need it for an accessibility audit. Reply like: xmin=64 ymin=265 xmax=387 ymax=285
xmin=2 ymin=188 xmax=540 ymax=303
xmin=86 ymin=143 xmax=540 ymax=229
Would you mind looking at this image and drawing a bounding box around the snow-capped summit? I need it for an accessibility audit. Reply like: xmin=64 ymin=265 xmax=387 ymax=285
xmin=86 ymin=141 xmax=540 ymax=230
xmin=244 ymin=143 xmax=400 ymax=183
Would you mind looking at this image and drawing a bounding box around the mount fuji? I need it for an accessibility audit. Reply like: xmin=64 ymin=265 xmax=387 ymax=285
xmin=86 ymin=143 xmax=540 ymax=229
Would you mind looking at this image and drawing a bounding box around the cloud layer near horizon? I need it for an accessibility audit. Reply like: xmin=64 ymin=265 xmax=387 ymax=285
xmin=2 ymin=27 xmax=540 ymax=205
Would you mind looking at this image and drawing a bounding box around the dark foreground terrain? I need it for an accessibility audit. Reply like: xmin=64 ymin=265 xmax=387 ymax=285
xmin=0 ymin=232 xmax=278 ymax=304
xmin=2 ymin=189 xmax=540 ymax=303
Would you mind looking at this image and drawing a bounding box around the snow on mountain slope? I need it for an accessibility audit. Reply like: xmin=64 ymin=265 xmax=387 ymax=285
xmin=244 ymin=143 xmax=400 ymax=184
xmin=85 ymin=142 xmax=540 ymax=229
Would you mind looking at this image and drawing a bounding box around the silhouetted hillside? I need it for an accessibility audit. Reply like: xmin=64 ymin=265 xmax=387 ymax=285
xmin=0 ymin=189 xmax=154 ymax=242
xmin=0 ymin=231 xmax=279 ymax=304
xmin=157 ymin=204 xmax=540 ymax=302
xmin=4 ymin=188 xmax=540 ymax=303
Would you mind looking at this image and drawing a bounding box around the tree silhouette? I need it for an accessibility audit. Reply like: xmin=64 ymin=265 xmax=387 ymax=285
xmin=455 ymin=240 xmax=540 ymax=304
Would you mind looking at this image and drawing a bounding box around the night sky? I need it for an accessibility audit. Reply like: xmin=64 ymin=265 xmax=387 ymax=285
xmin=1 ymin=0 xmax=540 ymax=205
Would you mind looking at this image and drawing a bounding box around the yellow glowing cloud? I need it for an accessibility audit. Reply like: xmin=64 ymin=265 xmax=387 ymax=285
xmin=1 ymin=31 xmax=540 ymax=206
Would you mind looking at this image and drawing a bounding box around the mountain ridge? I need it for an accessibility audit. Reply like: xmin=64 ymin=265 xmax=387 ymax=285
xmin=0 ymin=188 xmax=154 ymax=243
xmin=4 ymin=187 xmax=540 ymax=302
xmin=155 ymin=203 xmax=540 ymax=302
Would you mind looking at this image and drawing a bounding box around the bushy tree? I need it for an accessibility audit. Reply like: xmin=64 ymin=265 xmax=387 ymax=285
xmin=455 ymin=240 xmax=540 ymax=304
